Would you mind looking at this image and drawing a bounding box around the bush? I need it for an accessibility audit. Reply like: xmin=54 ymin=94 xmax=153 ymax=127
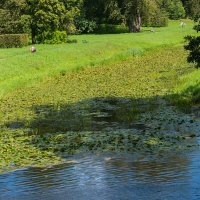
xmin=95 ymin=24 xmax=129 ymax=34
xmin=75 ymin=18 xmax=97 ymax=34
xmin=194 ymin=20 xmax=200 ymax=33
xmin=148 ymin=14 xmax=168 ymax=27
xmin=0 ymin=34 xmax=29 ymax=48
xmin=167 ymin=0 xmax=186 ymax=20
xmin=143 ymin=10 xmax=168 ymax=27
xmin=67 ymin=39 xmax=78 ymax=44
xmin=43 ymin=31 xmax=67 ymax=44
xmin=184 ymin=35 xmax=200 ymax=68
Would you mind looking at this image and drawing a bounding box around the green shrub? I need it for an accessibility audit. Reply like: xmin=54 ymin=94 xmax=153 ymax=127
xmin=194 ymin=19 xmax=200 ymax=33
xmin=143 ymin=11 xmax=168 ymax=27
xmin=75 ymin=18 xmax=97 ymax=34
xmin=67 ymin=39 xmax=78 ymax=44
xmin=0 ymin=34 xmax=29 ymax=48
xmin=184 ymin=35 xmax=200 ymax=68
xmin=95 ymin=24 xmax=129 ymax=34
xmin=149 ymin=14 xmax=168 ymax=27
xmin=167 ymin=0 xmax=186 ymax=20
xmin=43 ymin=31 xmax=67 ymax=44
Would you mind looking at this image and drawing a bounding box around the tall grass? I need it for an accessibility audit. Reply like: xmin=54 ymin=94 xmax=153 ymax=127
xmin=172 ymin=69 xmax=200 ymax=108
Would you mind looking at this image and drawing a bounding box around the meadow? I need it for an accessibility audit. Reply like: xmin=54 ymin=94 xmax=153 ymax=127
xmin=0 ymin=20 xmax=198 ymax=97
xmin=0 ymin=20 xmax=200 ymax=172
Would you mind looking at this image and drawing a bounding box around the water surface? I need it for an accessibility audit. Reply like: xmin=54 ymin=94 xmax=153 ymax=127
xmin=1 ymin=148 xmax=200 ymax=200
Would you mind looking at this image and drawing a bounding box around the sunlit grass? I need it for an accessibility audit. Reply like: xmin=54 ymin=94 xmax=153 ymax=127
xmin=171 ymin=69 xmax=200 ymax=109
xmin=0 ymin=19 xmax=197 ymax=97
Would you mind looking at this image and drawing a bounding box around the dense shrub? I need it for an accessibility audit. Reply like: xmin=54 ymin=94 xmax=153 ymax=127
xmin=43 ymin=31 xmax=67 ymax=44
xmin=167 ymin=0 xmax=186 ymax=20
xmin=95 ymin=24 xmax=129 ymax=34
xmin=194 ymin=19 xmax=200 ymax=33
xmin=67 ymin=39 xmax=78 ymax=44
xmin=143 ymin=9 xmax=168 ymax=27
xmin=75 ymin=18 xmax=97 ymax=33
xmin=185 ymin=35 xmax=200 ymax=68
xmin=0 ymin=34 xmax=29 ymax=48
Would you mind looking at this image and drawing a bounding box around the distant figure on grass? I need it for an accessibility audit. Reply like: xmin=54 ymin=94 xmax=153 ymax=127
xmin=150 ymin=29 xmax=155 ymax=32
xmin=180 ymin=21 xmax=186 ymax=28
xmin=31 ymin=46 xmax=36 ymax=53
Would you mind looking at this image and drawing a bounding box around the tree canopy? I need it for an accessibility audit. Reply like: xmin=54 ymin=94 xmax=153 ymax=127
xmin=0 ymin=0 xmax=199 ymax=43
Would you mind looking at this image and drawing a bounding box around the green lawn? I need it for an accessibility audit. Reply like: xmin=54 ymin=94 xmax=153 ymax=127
xmin=0 ymin=20 xmax=197 ymax=97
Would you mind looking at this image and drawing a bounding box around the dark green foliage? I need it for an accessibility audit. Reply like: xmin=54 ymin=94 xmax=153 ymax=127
xmin=184 ymin=13 xmax=200 ymax=68
xmin=0 ymin=0 xmax=199 ymax=40
xmin=95 ymin=24 xmax=129 ymax=34
xmin=67 ymin=39 xmax=78 ymax=43
xmin=26 ymin=0 xmax=72 ymax=44
xmin=194 ymin=20 xmax=200 ymax=33
xmin=194 ymin=24 xmax=200 ymax=33
xmin=181 ymin=0 xmax=200 ymax=19
xmin=41 ymin=31 xmax=67 ymax=44
xmin=143 ymin=10 xmax=168 ymax=27
xmin=0 ymin=34 xmax=29 ymax=48
xmin=75 ymin=18 xmax=97 ymax=33
xmin=0 ymin=0 xmax=27 ymax=34
xmin=158 ymin=0 xmax=186 ymax=19
xmin=0 ymin=0 xmax=82 ymax=43
xmin=184 ymin=35 xmax=200 ymax=68
xmin=168 ymin=0 xmax=186 ymax=19
xmin=149 ymin=15 xmax=168 ymax=27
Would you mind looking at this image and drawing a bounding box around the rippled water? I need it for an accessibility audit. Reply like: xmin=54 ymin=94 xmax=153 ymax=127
xmin=1 ymin=148 xmax=200 ymax=200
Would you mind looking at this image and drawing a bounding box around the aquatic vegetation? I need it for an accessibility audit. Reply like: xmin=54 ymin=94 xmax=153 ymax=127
xmin=0 ymin=46 xmax=199 ymax=173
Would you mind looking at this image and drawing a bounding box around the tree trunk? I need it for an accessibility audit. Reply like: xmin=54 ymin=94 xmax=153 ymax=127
xmin=134 ymin=15 xmax=141 ymax=32
xmin=128 ymin=17 xmax=134 ymax=32
xmin=128 ymin=10 xmax=141 ymax=33
xmin=31 ymin=26 xmax=36 ymax=44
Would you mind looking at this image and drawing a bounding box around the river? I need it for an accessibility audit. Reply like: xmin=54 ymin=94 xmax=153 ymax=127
xmin=0 ymin=146 xmax=200 ymax=200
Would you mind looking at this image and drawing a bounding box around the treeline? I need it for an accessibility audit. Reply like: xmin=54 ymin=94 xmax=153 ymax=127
xmin=0 ymin=0 xmax=199 ymax=44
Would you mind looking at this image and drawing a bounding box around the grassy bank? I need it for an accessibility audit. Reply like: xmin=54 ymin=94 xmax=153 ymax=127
xmin=0 ymin=20 xmax=197 ymax=97
xmin=1 ymin=46 xmax=200 ymax=173
xmin=171 ymin=69 xmax=200 ymax=110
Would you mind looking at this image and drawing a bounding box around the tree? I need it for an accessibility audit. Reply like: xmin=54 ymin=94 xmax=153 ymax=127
xmin=26 ymin=0 xmax=68 ymax=43
xmin=0 ymin=0 xmax=82 ymax=43
xmin=0 ymin=0 xmax=27 ymax=34
xmin=158 ymin=0 xmax=185 ymax=19
xmin=181 ymin=0 xmax=200 ymax=19
xmin=185 ymin=35 xmax=200 ymax=68
xmin=121 ymin=0 xmax=168 ymax=32
xmin=184 ymin=16 xmax=200 ymax=68
xmin=121 ymin=0 xmax=143 ymax=32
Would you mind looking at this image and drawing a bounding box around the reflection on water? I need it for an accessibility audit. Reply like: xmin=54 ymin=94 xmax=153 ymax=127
xmin=1 ymin=149 xmax=200 ymax=200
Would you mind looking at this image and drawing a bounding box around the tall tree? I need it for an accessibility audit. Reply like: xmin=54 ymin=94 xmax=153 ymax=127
xmin=0 ymin=0 xmax=27 ymax=34
xmin=25 ymin=0 xmax=82 ymax=43
xmin=122 ymin=0 xmax=144 ymax=32
xmin=121 ymin=0 xmax=167 ymax=32
xmin=184 ymin=6 xmax=200 ymax=68
xmin=158 ymin=0 xmax=185 ymax=19
xmin=181 ymin=0 xmax=200 ymax=19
